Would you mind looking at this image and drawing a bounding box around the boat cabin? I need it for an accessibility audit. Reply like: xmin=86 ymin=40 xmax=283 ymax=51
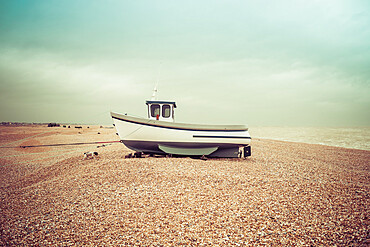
xmin=146 ymin=100 xmax=176 ymax=122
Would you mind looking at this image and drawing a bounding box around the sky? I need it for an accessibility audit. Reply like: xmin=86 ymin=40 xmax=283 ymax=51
xmin=0 ymin=0 xmax=369 ymax=126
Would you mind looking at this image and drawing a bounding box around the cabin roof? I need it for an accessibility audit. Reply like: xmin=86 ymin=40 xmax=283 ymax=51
xmin=146 ymin=100 xmax=177 ymax=108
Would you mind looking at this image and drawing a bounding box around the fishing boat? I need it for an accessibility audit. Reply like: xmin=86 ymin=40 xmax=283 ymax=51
xmin=111 ymin=99 xmax=251 ymax=158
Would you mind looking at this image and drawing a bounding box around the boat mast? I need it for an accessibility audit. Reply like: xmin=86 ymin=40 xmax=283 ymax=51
xmin=151 ymin=84 xmax=158 ymax=100
xmin=151 ymin=62 xmax=162 ymax=100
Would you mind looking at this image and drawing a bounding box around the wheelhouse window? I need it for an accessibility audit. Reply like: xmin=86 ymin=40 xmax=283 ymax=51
xmin=150 ymin=104 xmax=160 ymax=117
xmin=162 ymin=105 xmax=171 ymax=118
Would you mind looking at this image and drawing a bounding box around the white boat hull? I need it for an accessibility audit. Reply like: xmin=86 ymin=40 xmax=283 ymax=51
xmin=111 ymin=112 xmax=251 ymax=158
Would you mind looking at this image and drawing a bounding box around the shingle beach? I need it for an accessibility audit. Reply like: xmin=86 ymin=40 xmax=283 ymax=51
xmin=0 ymin=125 xmax=369 ymax=246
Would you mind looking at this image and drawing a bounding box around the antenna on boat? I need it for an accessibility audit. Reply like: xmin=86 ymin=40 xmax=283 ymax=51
xmin=151 ymin=62 xmax=162 ymax=100
xmin=151 ymin=84 xmax=158 ymax=100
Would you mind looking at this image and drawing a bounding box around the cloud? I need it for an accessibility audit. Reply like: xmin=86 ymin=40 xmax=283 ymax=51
xmin=0 ymin=48 xmax=148 ymax=123
xmin=0 ymin=0 xmax=369 ymax=126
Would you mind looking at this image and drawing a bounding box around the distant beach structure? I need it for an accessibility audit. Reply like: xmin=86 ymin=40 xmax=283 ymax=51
xmin=47 ymin=123 xmax=60 ymax=127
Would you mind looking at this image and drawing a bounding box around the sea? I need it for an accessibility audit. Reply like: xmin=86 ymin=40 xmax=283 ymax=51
xmin=249 ymin=127 xmax=370 ymax=151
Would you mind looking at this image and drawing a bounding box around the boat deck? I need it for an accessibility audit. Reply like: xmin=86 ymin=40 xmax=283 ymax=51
xmin=111 ymin=112 xmax=248 ymax=132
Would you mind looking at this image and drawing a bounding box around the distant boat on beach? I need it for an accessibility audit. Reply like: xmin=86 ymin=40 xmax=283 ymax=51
xmin=111 ymin=97 xmax=251 ymax=158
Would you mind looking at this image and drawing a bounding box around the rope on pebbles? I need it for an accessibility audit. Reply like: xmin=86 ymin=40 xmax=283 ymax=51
xmin=0 ymin=129 xmax=56 ymax=148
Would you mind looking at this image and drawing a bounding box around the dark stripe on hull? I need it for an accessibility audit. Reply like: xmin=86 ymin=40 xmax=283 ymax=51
xmin=112 ymin=116 xmax=247 ymax=132
xmin=193 ymin=135 xmax=251 ymax=139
